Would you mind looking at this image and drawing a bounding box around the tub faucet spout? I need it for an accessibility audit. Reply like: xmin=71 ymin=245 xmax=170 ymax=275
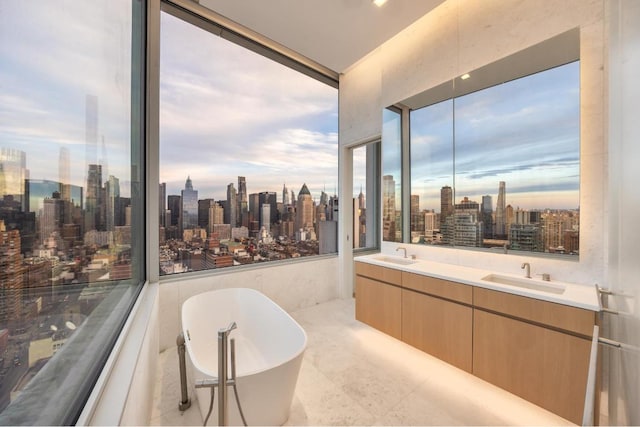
xmin=220 ymin=321 xmax=237 ymax=336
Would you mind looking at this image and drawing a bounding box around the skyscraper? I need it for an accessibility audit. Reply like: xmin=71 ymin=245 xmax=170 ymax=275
xmin=481 ymin=195 xmax=493 ymax=238
xmin=226 ymin=183 xmax=237 ymax=227
xmin=283 ymin=183 xmax=290 ymax=206
xmin=440 ymin=186 xmax=454 ymax=224
xmin=295 ymin=183 xmax=314 ymax=232
xmin=105 ymin=175 xmax=120 ymax=231
xmin=0 ymin=148 xmax=27 ymax=211
xmin=258 ymin=191 xmax=277 ymax=226
xmin=168 ymin=195 xmax=181 ymax=227
xmin=382 ymin=175 xmax=396 ymax=241
xmin=237 ymin=176 xmax=248 ymax=226
xmin=41 ymin=192 xmax=65 ymax=243
xmin=180 ymin=176 xmax=198 ymax=232
xmin=159 ymin=183 xmax=166 ymax=227
xmin=495 ymin=181 xmax=506 ymax=237
xmin=208 ymin=203 xmax=224 ymax=234
xmin=410 ymin=194 xmax=423 ymax=233
xmin=197 ymin=199 xmax=214 ymax=229
xmin=0 ymin=227 xmax=23 ymax=326
xmin=85 ymin=164 xmax=103 ymax=231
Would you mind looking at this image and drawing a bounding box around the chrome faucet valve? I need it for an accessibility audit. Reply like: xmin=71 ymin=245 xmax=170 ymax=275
xmin=396 ymin=247 xmax=407 ymax=258
xmin=521 ymin=262 xmax=531 ymax=278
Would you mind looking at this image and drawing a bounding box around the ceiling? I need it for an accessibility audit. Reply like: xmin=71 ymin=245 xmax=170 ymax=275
xmin=198 ymin=0 xmax=445 ymax=73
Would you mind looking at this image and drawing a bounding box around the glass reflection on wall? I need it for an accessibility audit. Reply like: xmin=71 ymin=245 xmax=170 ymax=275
xmin=408 ymin=61 xmax=580 ymax=255
xmin=382 ymin=108 xmax=402 ymax=242
xmin=410 ymin=100 xmax=454 ymax=245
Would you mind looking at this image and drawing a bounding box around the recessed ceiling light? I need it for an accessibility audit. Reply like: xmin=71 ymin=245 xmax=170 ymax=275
xmin=373 ymin=0 xmax=388 ymax=7
xmin=461 ymin=73 xmax=471 ymax=80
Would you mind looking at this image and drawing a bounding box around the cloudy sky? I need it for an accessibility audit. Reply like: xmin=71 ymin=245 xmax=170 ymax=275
xmin=159 ymin=12 xmax=338 ymax=202
xmin=0 ymin=2 xmax=339 ymax=205
xmin=1 ymin=2 xmax=576 ymax=213
xmin=0 ymin=1 xmax=135 ymax=196
xmin=408 ymin=61 xmax=580 ymax=212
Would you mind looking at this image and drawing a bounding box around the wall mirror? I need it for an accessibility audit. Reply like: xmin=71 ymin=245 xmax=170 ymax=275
xmin=382 ymin=28 xmax=581 ymax=258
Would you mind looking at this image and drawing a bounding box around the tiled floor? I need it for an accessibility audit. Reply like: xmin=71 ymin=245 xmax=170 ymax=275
xmin=150 ymin=298 xmax=572 ymax=426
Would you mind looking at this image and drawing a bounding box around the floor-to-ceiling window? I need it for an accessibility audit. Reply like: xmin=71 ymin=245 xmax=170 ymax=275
xmin=0 ymin=1 xmax=145 ymax=423
xmin=158 ymin=8 xmax=339 ymax=276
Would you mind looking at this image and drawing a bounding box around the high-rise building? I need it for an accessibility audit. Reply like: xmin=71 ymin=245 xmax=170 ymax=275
xmin=0 ymin=147 xmax=28 ymax=211
xmin=282 ymin=183 xmax=290 ymax=206
xmin=85 ymin=164 xmax=103 ymax=232
xmin=226 ymin=183 xmax=237 ymax=227
xmin=453 ymin=212 xmax=483 ymax=247
xmin=481 ymin=195 xmax=493 ymax=238
xmin=358 ymin=187 xmax=365 ymax=210
xmin=248 ymin=193 xmax=260 ymax=224
xmin=168 ymin=195 xmax=181 ymax=227
xmin=41 ymin=192 xmax=65 ymax=244
xmin=237 ymin=176 xmax=248 ymax=227
xmin=495 ymin=181 xmax=506 ymax=237
xmin=208 ymin=203 xmax=224 ymax=234
xmin=180 ymin=176 xmax=198 ymax=232
xmin=295 ymin=183 xmax=314 ymax=233
xmin=509 ymin=224 xmax=544 ymax=252
xmin=382 ymin=175 xmax=396 ymax=241
xmin=159 ymin=183 xmax=166 ymax=227
xmin=198 ymin=199 xmax=216 ymax=229
xmin=440 ymin=186 xmax=454 ymax=224
xmin=258 ymin=191 xmax=277 ymax=226
xmin=410 ymin=194 xmax=423 ymax=233
xmin=261 ymin=204 xmax=271 ymax=233
xmin=455 ymin=197 xmax=480 ymax=216
xmin=0 ymin=227 xmax=23 ymax=327
xmin=105 ymin=175 xmax=120 ymax=231
xmin=424 ymin=210 xmax=439 ymax=242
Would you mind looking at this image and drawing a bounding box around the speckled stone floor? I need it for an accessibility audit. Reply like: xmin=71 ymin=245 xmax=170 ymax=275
xmin=150 ymin=297 xmax=572 ymax=426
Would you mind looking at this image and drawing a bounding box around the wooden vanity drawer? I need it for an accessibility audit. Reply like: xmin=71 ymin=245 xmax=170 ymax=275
xmin=474 ymin=287 xmax=596 ymax=336
xmin=355 ymin=261 xmax=402 ymax=286
xmin=355 ymin=275 xmax=402 ymax=339
xmin=402 ymin=271 xmax=472 ymax=304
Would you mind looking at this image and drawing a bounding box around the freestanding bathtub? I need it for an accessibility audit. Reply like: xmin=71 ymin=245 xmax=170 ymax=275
xmin=181 ymin=288 xmax=307 ymax=426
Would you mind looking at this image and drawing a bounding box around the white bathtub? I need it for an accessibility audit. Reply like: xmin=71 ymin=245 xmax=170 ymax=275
xmin=182 ymin=288 xmax=307 ymax=426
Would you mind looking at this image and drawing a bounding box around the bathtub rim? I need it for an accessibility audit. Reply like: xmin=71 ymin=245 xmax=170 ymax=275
xmin=181 ymin=287 xmax=308 ymax=379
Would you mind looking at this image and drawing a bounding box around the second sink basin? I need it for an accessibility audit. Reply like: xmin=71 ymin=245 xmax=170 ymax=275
xmin=481 ymin=273 xmax=566 ymax=294
xmin=372 ymin=256 xmax=418 ymax=265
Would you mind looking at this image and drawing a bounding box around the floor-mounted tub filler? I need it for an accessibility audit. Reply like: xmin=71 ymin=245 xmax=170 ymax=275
xmin=181 ymin=288 xmax=307 ymax=426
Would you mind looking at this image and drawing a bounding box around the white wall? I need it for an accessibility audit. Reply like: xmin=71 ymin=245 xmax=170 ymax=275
xmin=158 ymin=256 xmax=339 ymax=351
xmin=605 ymin=1 xmax=640 ymax=424
xmin=340 ymin=0 xmax=606 ymax=286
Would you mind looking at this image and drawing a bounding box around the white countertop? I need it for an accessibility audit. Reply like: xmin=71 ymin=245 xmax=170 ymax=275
xmin=355 ymin=253 xmax=601 ymax=311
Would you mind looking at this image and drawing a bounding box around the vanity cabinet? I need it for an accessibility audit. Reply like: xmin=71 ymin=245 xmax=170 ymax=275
xmin=354 ymin=260 xmax=599 ymax=424
xmin=401 ymin=272 xmax=473 ymax=372
xmin=473 ymin=288 xmax=597 ymax=424
xmin=355 ymin=262 xmax=402 ymax=339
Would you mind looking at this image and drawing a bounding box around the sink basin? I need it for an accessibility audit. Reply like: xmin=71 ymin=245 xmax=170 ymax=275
xmin=372 ymin=256 xmax=418 ymax=265
xmin=481 ymin=273 xmax=566 ymax=294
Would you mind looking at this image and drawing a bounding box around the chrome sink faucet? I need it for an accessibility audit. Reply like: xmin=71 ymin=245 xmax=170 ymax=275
xmin=521 ymin=262 xmax=531 ymax=278
xmin=396 ymin=247 xmax=407 ymax=258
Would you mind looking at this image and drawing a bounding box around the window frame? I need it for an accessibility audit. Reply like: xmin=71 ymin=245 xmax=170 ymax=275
xmin=156 ymin=1 xmax=341 ymax=279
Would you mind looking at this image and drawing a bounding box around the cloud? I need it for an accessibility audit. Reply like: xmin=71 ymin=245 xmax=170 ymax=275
xmin=158 ymin=12 xmax=339 ymax=201
xmin=0 ymin=1 xmax=134 ymax=194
